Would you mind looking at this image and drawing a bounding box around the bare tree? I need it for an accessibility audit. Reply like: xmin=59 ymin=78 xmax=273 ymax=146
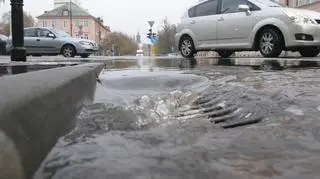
xmin=155 ymin=17 xmax=177 ymax=55
xmin=101 ymin=32 xmax=138 ymax=56
xmin=0 ymin=11 xmax=35 ymax=35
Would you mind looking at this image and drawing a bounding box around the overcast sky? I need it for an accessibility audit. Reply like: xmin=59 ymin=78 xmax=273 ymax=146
xmin=0 ymin=0 xmax=196 ymax=43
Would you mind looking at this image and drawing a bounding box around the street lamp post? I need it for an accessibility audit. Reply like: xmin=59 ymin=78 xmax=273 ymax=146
xmin=10 ymin=0 xmax=26 ymax=62
xmin=98 ymin=30 xmax=101 ymax=55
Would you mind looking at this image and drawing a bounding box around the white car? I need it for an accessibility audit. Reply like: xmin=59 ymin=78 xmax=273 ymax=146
xmin=136 ymin=49 xmax=144 ymax=57
xmin=175 ymin=0 xmax=320 ymax=58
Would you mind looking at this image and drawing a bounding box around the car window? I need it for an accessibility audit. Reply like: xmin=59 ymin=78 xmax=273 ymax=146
xmin=37 ymin=29 xmax=51 ymax=37
xmin=221 ymin=0 xmax=250 ymax=14
xmin=24 ymin=28 xmax=37 ymax=37
xmin=50 ymin=28 xmax=71 ymax=37
xmin=195 ymin=0 xmax=218 ymax=17
xmin=188 ymin=7 xmax=196 ymax=18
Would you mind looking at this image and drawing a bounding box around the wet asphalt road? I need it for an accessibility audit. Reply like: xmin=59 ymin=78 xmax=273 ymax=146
xmin=34 ymin=57 xmax=320 ymax=179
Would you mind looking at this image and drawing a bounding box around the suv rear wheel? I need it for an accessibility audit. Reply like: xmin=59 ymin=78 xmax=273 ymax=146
xmin=258 ymin=28 xmax=283 ymax=58
xmin=299 ymin=46 xmax=320 ymax=57
xmin=179 ymin=36 xmax=195 ymax=58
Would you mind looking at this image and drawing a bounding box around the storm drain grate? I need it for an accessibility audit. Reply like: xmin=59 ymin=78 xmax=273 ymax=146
xmin=175 ymin=94 xmax=263 ymax=129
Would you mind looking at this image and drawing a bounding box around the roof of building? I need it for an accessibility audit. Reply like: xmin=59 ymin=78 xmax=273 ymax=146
xmin=37 ymin=2 xmax=91 ymax=18
xmin=37 ymin=2 xmax=111 ymax=32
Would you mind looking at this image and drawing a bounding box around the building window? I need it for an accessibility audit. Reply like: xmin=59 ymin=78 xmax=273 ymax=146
xmin=84 ymin=20 xmax=88 ymax=27
xmin=75 ymin=34 xmax=80 ymax=38
xmin=63 ymin=10 xmax=69 ymax=16
xmin=64 ymin=20 xmax=68 ymax=28
xmin=84 ymin=34 xmax=88 ymax=39
xmin=75 ymin=20 xmax=84 ymax=27
xmin=52 ymin=20 xmax=56 ymax=27
xmin=43 ymin=21 xmax=47 ymax=27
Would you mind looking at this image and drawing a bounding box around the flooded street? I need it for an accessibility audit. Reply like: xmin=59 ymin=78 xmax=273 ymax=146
xmin=34 ymin=57 xmax=320 ymax=179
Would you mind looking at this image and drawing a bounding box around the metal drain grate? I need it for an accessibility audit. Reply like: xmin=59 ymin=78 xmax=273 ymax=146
xmin=175 ymin=94 xmax=263 ymax=129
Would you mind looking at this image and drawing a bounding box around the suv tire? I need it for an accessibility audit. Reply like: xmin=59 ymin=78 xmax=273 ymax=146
xmin=179 ymin=36 xmax=195 ymax=58
xmin=258 ymin=28 xmax=283 ymax=58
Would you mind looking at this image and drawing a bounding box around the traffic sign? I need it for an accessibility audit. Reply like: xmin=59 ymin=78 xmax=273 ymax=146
xmin=148 ymin=21 xmax=155 ymax=28
xmin=151 ymin=36 xmax=157 ymax=44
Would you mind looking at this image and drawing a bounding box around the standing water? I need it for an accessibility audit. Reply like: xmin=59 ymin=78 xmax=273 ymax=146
xmin=34 ymin=57 xmax=320 ymax=179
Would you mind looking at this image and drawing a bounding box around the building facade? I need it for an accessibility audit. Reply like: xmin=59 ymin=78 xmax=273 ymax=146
xmin=278 ymin=0 xmax=320 ymax=11
xmin=37 ymin=2 xmax=110 ymax=43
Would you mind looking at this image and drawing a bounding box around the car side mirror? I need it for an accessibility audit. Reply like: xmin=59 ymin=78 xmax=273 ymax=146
xmin=47 ymin=33 xmax=55 ymax=38
xmin=238 ymin=4 xmax=251 ymax=15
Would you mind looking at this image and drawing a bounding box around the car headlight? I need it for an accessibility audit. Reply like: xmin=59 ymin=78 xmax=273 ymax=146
xmin=79 ymin=41 xmax=91 ymax=46
xmin=283 ymin=10 xmax=316 ymax=24
xmin=290 ymin=15 xmax=315 ymax=24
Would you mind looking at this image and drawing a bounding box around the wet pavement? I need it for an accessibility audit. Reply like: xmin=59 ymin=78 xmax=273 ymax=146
xmin=34 ymin=57 xmax=320 ymax=179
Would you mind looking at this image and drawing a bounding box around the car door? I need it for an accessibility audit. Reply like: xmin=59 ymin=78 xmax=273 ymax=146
xmin=35 ymin=28 xmax=60 ymax=54
xmin=216 ymin=0 xmax=256 ymax=48
xmin=186 ymin=0 xmax=219 ymax=48
xmin=24 ymin=28 xmax=38 ymax=54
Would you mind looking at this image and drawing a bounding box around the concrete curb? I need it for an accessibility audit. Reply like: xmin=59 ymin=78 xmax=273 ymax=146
xmin=0 ymin=63 xmax=104 ymax=179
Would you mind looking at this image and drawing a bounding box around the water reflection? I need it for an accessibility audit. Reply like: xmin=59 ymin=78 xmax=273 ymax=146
xmin=1 ymin=57 xmax=319 ymax=77
xmin=0 ymin=66 xmax=8 ymax=76
xmin=12 ymin=66 xmax=27 ymax=74
xmin=178 ymin=58 xmax=197 ymax=69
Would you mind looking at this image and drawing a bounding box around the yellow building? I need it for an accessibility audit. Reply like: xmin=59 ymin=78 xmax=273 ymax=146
xmin=37 ymin=2 xmax=110 ymax=43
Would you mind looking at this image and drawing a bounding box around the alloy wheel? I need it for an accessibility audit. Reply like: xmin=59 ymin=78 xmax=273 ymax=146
xmin=63 ymin=47 xmax=73 ymax=57
xmin=181 ymin=39 xmax=193 ymax=57
xmin=260 ymin=32 xmax=275 ymax=55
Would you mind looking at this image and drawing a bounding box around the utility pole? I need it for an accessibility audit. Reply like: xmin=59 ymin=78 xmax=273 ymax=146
xmin=69 ymin=0 xmax=73 ymax=36
xmin=10 ymin=0 xmax=26 ymax=62
xmin=98 ymin=29 xmax=101 ymax=55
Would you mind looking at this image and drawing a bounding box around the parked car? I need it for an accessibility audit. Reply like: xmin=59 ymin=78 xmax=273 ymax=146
xmin=175 ymin=0 xmax=320 ymax=58
xmin=136 ymin=49 xmax=144 ymax=57
xmin=6 ymin=27 xmax=99 ymax=58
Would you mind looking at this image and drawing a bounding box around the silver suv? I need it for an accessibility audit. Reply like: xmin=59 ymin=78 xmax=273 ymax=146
xmin=6 ymin=27 xmax=99 ymax=58
xmin=176 ymin=0 xmax=320 ymax=58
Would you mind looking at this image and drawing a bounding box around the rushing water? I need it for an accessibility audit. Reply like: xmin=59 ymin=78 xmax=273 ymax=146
xmin=34 ymin=58 xmax=320 ymax=179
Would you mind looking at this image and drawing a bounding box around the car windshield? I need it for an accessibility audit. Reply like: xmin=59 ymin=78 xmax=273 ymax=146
xmin=252 ymin=0 xmax=284 ymax=7
xmin=50 ymin=28 xmax=71 ymax=37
